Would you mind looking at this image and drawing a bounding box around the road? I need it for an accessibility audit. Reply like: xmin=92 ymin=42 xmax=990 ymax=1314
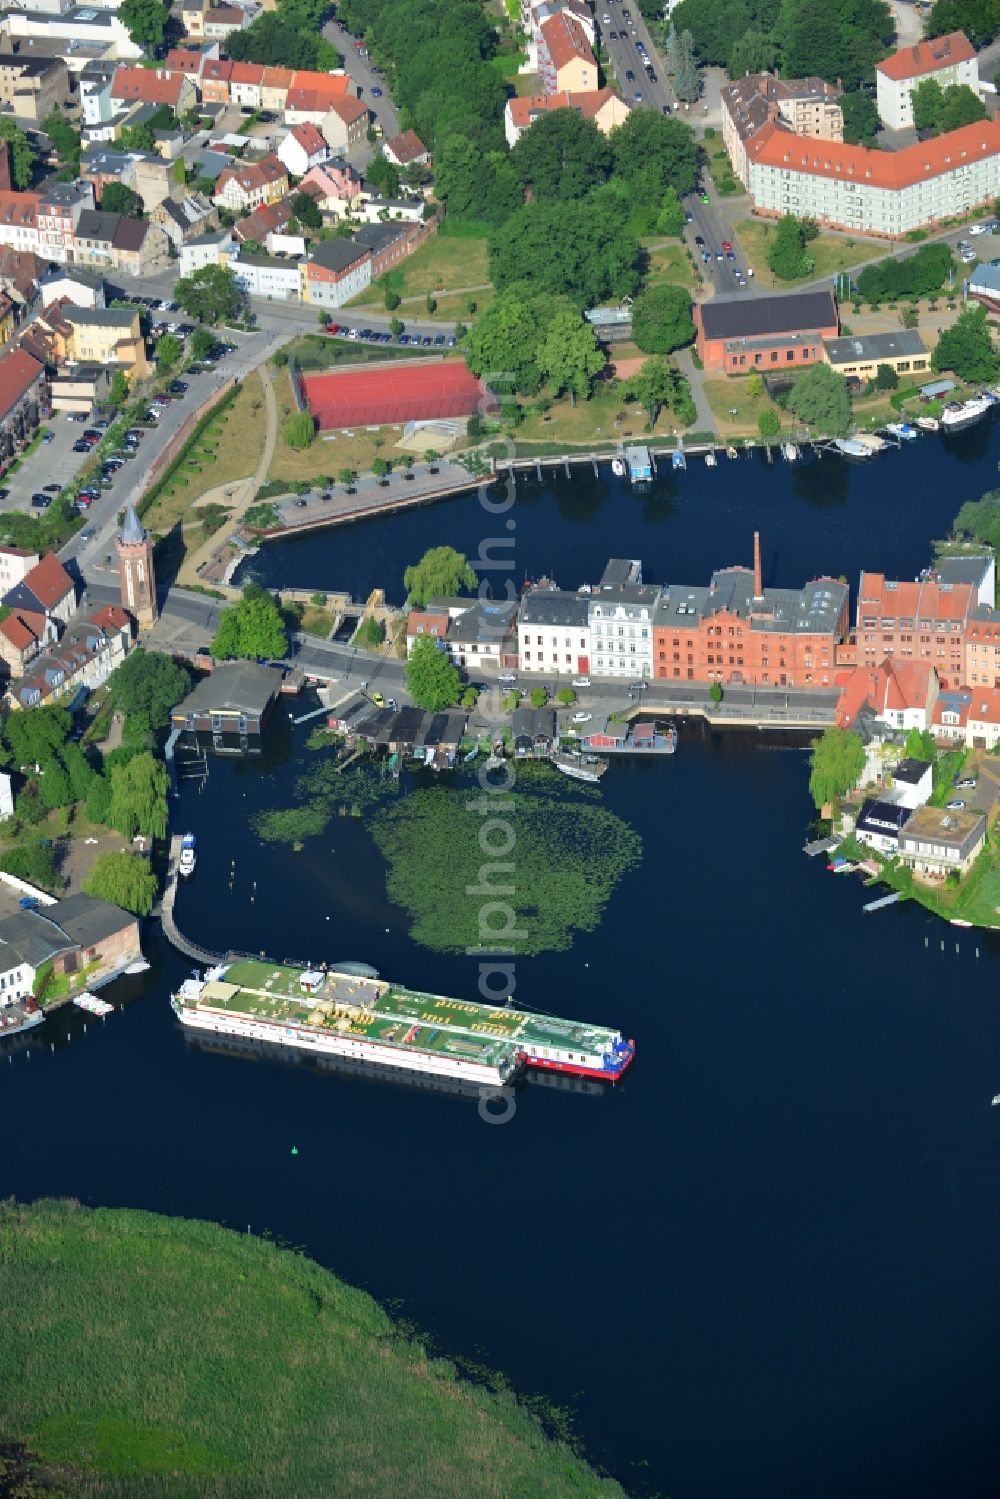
xmin=598 ymin=0 xmax=672 ymax=115
xmin=324 ymin=16 xmax=400 ymax=169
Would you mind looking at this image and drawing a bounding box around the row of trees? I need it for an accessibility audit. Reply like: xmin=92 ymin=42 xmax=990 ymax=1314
xmin=912 ymin=79 xmax=987 ymax=134
xmin=464 ymin=291 xmax=607 ymax=401
xmin=670 ymin=0 xmax=894 ymax=89
xmin=228 ymin=0 xmax=340 ymax=71
xmin=926 ymin=0 xmax=1000 ymax=45
xmin=855 ymin=242 xmax=954 ymax=303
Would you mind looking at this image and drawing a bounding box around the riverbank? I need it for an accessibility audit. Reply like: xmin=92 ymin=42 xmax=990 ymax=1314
xmin=0 ymin=1199 xmax=624 ymax=1499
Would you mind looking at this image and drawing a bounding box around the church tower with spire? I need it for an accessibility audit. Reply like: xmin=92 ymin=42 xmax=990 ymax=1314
xmin=117 ymin=502 xmax=157 ymax=628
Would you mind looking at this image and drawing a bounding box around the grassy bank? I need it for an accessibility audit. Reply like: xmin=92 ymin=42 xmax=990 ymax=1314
xmin=0 ymin=1199 xmax=625 ymax=1499
xmin=734 ymin=219 xmax=879 ymax=286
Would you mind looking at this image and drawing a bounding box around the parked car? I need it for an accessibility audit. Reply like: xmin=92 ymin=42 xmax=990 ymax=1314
xmin=945 ymin=799 xmax=966 ymax=810
xmin=80 ymin=527 xmax=95 ymax=539
xmin=572 ymin=711 xmax=593 ymax=723
xmin=625 ymin=68 xmax=635 ymax=81
xmin=42 ymin=483 xmax=60 ymax=493
xmin=572 ymin=676 xmax=591 ymax=688
xmin=40 ymin=430 xmax=54 ymax=444
xmin=72 ymin=440 xmax=91 ymax=453
xmin=956 ymin=777 xmax=978 ymax=789
xmin=30 ymin=493 xmax=51 ymax=508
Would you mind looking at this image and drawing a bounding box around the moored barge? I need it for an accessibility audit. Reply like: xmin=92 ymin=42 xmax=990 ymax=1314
xmin=172 ymin=959 xmax=635 ymax=1087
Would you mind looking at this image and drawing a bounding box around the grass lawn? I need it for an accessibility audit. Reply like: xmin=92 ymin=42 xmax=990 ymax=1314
xmin=350 ymin=232 xmax=491 ymax=310
xmin=642 ymin=237 xmax=697 ymax=290
xmin=515 ymin=382 xmax=688 ymax=446
xmin=142 ymin=374 xmax=265 ymax=542
xmin=267 ymin=366 xmax=407 ymax=481
xmin=0 ymin=1200 xmax=624 ymax=1499
xmin=702 ymin=377 xmax=785 ymax=436
xmin=735 ymin=219 xmax=879 ymax=287
xmin=704 ymin=138 xmax=743 ymax=197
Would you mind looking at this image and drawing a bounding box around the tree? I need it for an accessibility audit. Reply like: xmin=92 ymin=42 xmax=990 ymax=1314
xmin=912 ymin=77 xmax=945 ymax=133
xmin=3 ymin=704 xmax=71 ymax=770
xmin=808 ymin=726 xmax=865 ymax=809
xmin=464 ymin=291 xmax=547 ymax=395
xmin=282 ymin=410 xmax=315 ymax=449
xmin=0 ymin=119 xmax=36 ymax=190
xmin=108 ymin=370 xmax=130 ymax=408
xmin=673 ymin=30 xmax=700 ymax=103
xmin=156 ymin=333 xmax=182 ymax=373
xmin=556 ymin=687 xmax=576 ymax=705
xmin=610 ymin=110 xmax=700 ymax=201
xmin=510 ymin=108 xmax=612 ymax=202
xmin=338 ymin=467 xmax=357 ymax=485
xmin=37 ymin=759 xmax=72 ymax=810
xmin=529 ymin=687 xmax=548 ymax=708
xmin=840 ymin=90 xmax=880 ymax=146
xmin=85 ymin=775 xmax=112 ymax=826
xmin=655 ymin=187 xmax=686 ymax=238
xmin=60 ymin=742 xmax=95 ymax=803
xmin=631 ymin=284 xmax=695 ymax=355
xmin=435 ymin=134 xmax=522 ymax=226
xmin=406 ymin=634 xmax=460 ymax=710
xmin=85 ymin=851 xmax=158 ymax=916
xmin=119 ymin=0 xmax=167 ymax=50
xmin=43 ymin=109 xmax=81 ymax=170
xmin=932 ymin=303 xmax=1000 ymax=383
xmin=174 ymin=264 xmax=243 ymax=325
xmin=787 ymin=363 xmax=851 ymax=434
xmin=190 ymin=326 xmax=216 ymax=362
xmin=0 ymin=839 xmax=56 ymax=890
xmin=227 ymin=0 xmax=340 ymax=70
xmin=536 ymin=312 xmax=606 ymax=404
xmin=903 ymin=727 xmax=936 ymax=761
xmin=625 ymin=356 xmax=682 ymax=426
xmin=372 ymin=456 xmax=389 ymax=477
xmin=488 ymin=200 xmax=642 ymax=307
xmin=367 ymin=151 xmax=400 ymax=199
xmin=856 ymin=242 xmax=953 ymax=302
xmin=709 ymin=681 xmax=723 ymax=702
xmin=728 ymin=28 xmax=778 ymax=78
xmin=289 ymin=191 xmax=322 ymax=230
xmin=778 ymin=0 xmax=894 ymax=90
xmin=874 ymin=363 xmax=898 ymax=391
xmin=354 ymin=615 xmax=384 ymax=648
xmin=758 ymin=407 xmax=781 ymax=439
xmin=767 ymin=215 xmax=815 ymax=281
xmin=109 ymin=648 xmax=191 ymax=731
xmin=746 ymin=372 xmax=764 ymax=400
xmin=404 ymin=546 xmax=476 ymax=608
xmin=101 ymin=182 xmax=145 ymax=219
xmin=426 ymin=294 xmax=437 ymax=314
xmin=105 ymin=752 xmax=169 ymax=841
xmin=212 ymin=582 xmax=288 ymax=661
xmin=938 ymin=83 xmax=987 ymax=131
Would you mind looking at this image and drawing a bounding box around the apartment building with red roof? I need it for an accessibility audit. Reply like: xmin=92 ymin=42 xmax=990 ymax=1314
xmin=745 ymin=117 xmax=1000 ymax=237
xmin=877 ymin=31 xmax=978 ymax=130
xmin=852 ymin=570 xmax=975 ymax=688
xmin=0 ymin=347 xmax=46 ymax=466
xmin=0 ymin=607 xmax=55 ymax=677
xmin=111 ymin=66 xmax=196 ymax=115
xmin=835 ymin=658 xmax=940 ymax=733
xmin=504 ymin=89 xmax=631 ymax=146
xmin=4 ymin=552 xmax=76 ymax=627
xmin=537 ymin=13 xmax=596 ymax=96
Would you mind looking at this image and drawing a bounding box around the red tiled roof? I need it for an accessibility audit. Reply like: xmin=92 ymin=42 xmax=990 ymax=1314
xmin=261 ymin=66 xmax=295 ymax=91
xmin=965 ymin=686 xmax=1000 ymax=722
xmin=216 ymin=154 xmax=287 ymax=195
xmin=229 ymin=62 xmax=265 ymax=86
xmin=746 ymin=117 xmax=1000 ymax=191
xmin=201 ymin=59 xmax=234 ymax=82
xmin=0 ymin=191 xmax=40 ymax=229
xmin=289 ymin=122 xmax=327 ymax=155
xmin=326 ymin=95 xmax=368 ymax=125
xmin=385 ymin=129 xmax=427 ymax=163
xmin=21 ymin=552 xmax=73 ymax=609
xmin=111 ymin=66 xmax=185 ymax=106
xmin=165 ymin=49 xmax=204 ymax=75
xmin=90 ymin=604 xmax=131 ymax=633
xmin=857 ymin=571 xmax=975 ymax=624
xmin=407 ymin=610 xmax=449 ymax=637
xmin=539 ymin=12 xmax=594 ymax=71
xmin=835 ymin=658 xmax=937 ymax=727
xmin=0 ymin=610 xmax=39 ymax=652
xmin=877 ymin=31 xmax=975 ymax=82
xmin=506 ymin=88 xmax=623 ymax=130
xmin=0 ymin=347 xmax=43 ymax=419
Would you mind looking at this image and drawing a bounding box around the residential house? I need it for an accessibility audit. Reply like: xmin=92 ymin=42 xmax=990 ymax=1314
xmin=260 ymin=66 xmax=295 ymax=114
xmin=0 ymin=192 xmax=41 ymax=257
xmin=79 ymin=61 xmax=118 ymax=139
xmin=177 ymin=228 xmax=237 ymax=275
xmin=0 ymin=546 xmax=38 ymax=593
xmin=898 ymin=803 xmax=986 ymax=876
xmin=213 ymin=155 xmax=288 ymax=212
xmin=64 ymin=304 xmax=148 ymax=379
xmin=853 ymin=570 xmax=974 ymax=687
xmin=4 ymin=551 xmax=75 ymax=628
xmin=150 ymin=192 xmax=219 ymax=248
xmin=653 ymin=533 xmax=848 ymax=687
xmin=888 ymin=756 xmax=933 ymax=809
xmin=37 ymin=265 xmax=103 ymax=310
xmin=962 ymin=687 xmax=1000 ymax=748
xmin=10 ymin=611 xmax=131 ymax=708
xmin=694 ymin=288 xmax=838 ymax=375
xmin=353 ymin=220 xmax=422 ymax=278
xmin=181 ymin=0 xmax=207 ymax=37
xmin=228 ymin=62 xmax=264 ymax=110
xmin=231 ymin=252 xmax=302 ymax=301
xmin=0 ymin=893 xmax=140 ymax=1013
xmin=73 ymin=210 xmax=170 ymax=277
xmin=353 ymin=195 xmax=425 ymax=224
xmin=405 ymin=609 xmax=450 ymax=653
xmin=37 ymin=180 xmax=93 ymax=264
xmin=49 ymin=364 xmax=112 ymax=414
xmin=823 ymin=330 xmax=929 ymax=383
xmin=298 ymin=159 xmax=363 ymax=214
xmin=876 ymin=31 xmax=979 ymax=131
xmin=320 ymin=96 xmax=370 ymax=153
xmin=110 ymin=66 xmax=195 ymax=118
xmin=233 ymin=197 xmax=295 ymax=245
xmin=0 ymin=51 xmax=69 ymax=121
xmin=537 ymin=12 xmax=597 ymax=97
xmin=383 ymin=131 xmax=429 ymax=169
xmin=441 ymin=600 xmax=519 ymax=669
xmin=0 ymin=348 xmax=46 ymax=465
xmin=200 ymin=58 xmax=234 ymax=105
xmin=79 ymin=145 xmax=133 ymax=201
xmin=744 ymin=118 xmax=1000 ymax=238
xmin=966 ymin=261 xmax=1000 ymax=311
xmin=504 ymin=89 xmax=631 ymax=147
xmin=283 ymin=71 xmax=355 ymax=125
xmin=835 ymin=658 xmax=940 ymax=733
xmin=163 ymin=49 xmax=206 ymax=84
xmin=277 ymin=122 xmax=330 ymax=179
xmin=580 ymin=716 xmax=628 ymax=751
xmin=204 ymin=5 xmax=247 ymax=40
xmin=932 ymin=554 xmax=995 ymax=610
xmin=300 ymin=238 xmax=372 ymax=307
xmin=931 ymin=686 xmax=971 ymax=742
xmin=720 ymin=73 xmax=843 ymax=188
xmin=0 ymin=248 xmax=44 ymax=316
xmin=0 ymin=606 xmax=55 ymax=677
xmin=131 ymin=154 xmax=175 ymax=212
xmin=855 ymin=798 xmax=912 ymax=855
xmin=589 ymin=560 xmax=660 ymax=681
xmin=517 ymin=585 xmax=592 ymax=678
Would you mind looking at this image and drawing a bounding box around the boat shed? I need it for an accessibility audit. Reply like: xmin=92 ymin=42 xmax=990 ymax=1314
xmin=919 ymin=378 xmax=956 ymax=401
xmin=354 ymin=705 xmax=467 ymax=765
xmin=580 ymin=715 xmax=627 ymax=750
xmin=626 ymin=445 xmax=652 ymax=482
xmin=511 ymin=706 xmax=556 ymax=755
xmin=171 ymin=661 xmax=283 ymax=750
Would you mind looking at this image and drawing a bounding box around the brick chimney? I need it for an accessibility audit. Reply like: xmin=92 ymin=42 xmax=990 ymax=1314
xmin=753 ymin=530 xmax=763 ymax=600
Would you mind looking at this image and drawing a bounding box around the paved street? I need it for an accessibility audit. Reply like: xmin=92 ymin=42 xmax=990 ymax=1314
xmin=324 ymin=17 xmax=400 ymax=171
xmin=598 ymin=0 xmax=672 ymax=114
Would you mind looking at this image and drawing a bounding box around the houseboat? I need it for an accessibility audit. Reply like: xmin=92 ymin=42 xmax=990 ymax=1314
xmin=833 ymin=436 xmax=874 ymax=459
xmin=172 ymin=959 xmax=635 ymax=1086
xmin=550 ymin=750 xmax=608 ymax=783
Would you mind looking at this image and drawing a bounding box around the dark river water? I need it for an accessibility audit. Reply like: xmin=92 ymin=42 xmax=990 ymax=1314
xmin=6 ymin=427 xmax=1000 ymax=1499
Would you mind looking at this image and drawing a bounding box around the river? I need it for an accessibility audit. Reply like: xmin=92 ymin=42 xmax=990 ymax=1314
xmin=6 ymin=428 xmax=1000 ymax=1499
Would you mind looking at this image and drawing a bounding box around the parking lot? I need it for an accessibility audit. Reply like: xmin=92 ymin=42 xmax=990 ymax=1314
xmin=0 ymin=418 xmax=101 ymax=516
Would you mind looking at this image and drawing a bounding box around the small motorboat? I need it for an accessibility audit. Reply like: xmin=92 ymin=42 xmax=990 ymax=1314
xmin=992 ymin=1093 xmax=1000 ymax=1107
xmin=178 ymin=833 xmax=197 ymax=878
xmin=672 ymin=449 xmax=686 ymax=471
xmin=914 ymin=415 xmax=939 ymax=432
xmin=885 ymin=421 xmax=917 ymax=441
xmin=704 ymin=450 xmax=717 ymax=467
xmin=611 ymin=456 xmax=626 ymax=477
xmin=782 ymin=442 xmax=799 ymax=462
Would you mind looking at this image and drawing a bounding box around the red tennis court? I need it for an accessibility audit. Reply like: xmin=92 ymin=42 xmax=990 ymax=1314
xmin=300 ymin=362 xmax=490 ymax=429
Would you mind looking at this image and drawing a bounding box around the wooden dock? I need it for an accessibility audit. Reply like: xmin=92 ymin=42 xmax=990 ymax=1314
xmin=803 ymin=835 xmax=838 ymax=857
xmin=862 ymin=892 xmax=900 ymax=913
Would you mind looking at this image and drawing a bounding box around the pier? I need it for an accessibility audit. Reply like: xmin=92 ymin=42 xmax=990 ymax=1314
xmin=161 ymin=835 xmax=226 ymax=967
xmin=862 ymin=892 xmax=901 ymax=913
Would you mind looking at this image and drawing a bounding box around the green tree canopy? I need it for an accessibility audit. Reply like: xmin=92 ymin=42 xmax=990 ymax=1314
xmin=673 ymin=29 xmax=700 ymax=102
xmin=3 ymin=704 xmax=71 ymax=769
xmin=840 ymin=90 xmax=880 ymax=145
xmin=787 ymin=363 xmax=852 ymax=434
xmin=174 ymin=265 xmax=244 ymax=326
xmin=366 ymin=151 xmax=401 ymax=199
xmin=212 ymin=583 xmax=288 ymax=661
xmin=609 ymin=110 xmax=700 ymax=201
xmin=912 ymin=78 xmax=986 ymax=133
xmin=510 ymin=108 xmax=612 ymax=201
xmin=767 ymin=215 xmax=815 ymax=281
xmin=874 ymin=363 xmax=898 ymax=391
xmin=227 ymin=0 xmax=340 ymax=70
xmin=952 ymin=486 xmax=1000 ymax=550
xmin=156 ymin=333 xmax=182 ymax=372
xmin=405 ymin=634 xmax=461 ymax=710
xmin=758 ymin=407 xmax=781 ymax=439
xmin=84 ymin=850 xmax=158 ymax=915
xmin=932 ymin=303 xmax=1000 ymax=383
xmin=654 ymin=186 xmax=686 ymax=238
xmin=856 ymin=242 xmax=954 ymax=302
xmin=101 ymin=182 xmax=145 ymax=219
xmin=191 ymin=326 xmax=216 ymax=362
xmin=536 ymin=311 xmax=606 ymax=404
xmin=463 ymin=290 xmax=548 ymax=395
xmin=926 ymin=0 xmax=1000 ymax=46
xmin=488 ymin=200 xmax=641 ymax=307
xmin=289 ymin=191 xmax=322 ymax=230
xmin=808 ymin=726 xmax=865 ymax=808
xmin=118 ymin=0 xmax=167 ymax=50
xmin=0 ymin=119 xmax=36 ymax=190
xmin=106 ymin=752 xmax=169 ymax=842
xmin=902 ymin=727 xmax=936 ymax=761
xmin=43 ymin=109 xmax=81 ymax=170
xmin=404 ymin=546 xmax=476 ymax=608
xmin=623 ymin=355 xmax=687 ymax=426
xmin=435 ymin=134 xmax=521 ymax=226
xmin=37 ymin=759 xmax=72 ymax=810
xmin=631 ymin=284 xmax=695 ymax=355
xmin=108 ymin=648 xmax=191 ymax=732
